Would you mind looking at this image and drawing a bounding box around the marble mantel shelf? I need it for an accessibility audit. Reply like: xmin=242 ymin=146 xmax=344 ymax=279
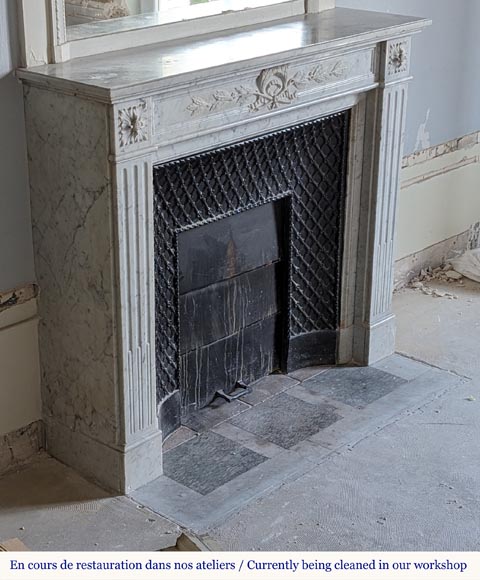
xmin=17 ymin=8 xmax=429 ymax=103
xmin=19 ymin=7 xmax=430 ymax=493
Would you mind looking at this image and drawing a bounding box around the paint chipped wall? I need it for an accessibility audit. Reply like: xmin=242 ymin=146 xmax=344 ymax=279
xmin=396 ymin=132 xmax=480 ymax=259
xmin=338 ymin=0 xmax=480 ymax=261
xmin=337 ymin=0 xmax=480 ymax=155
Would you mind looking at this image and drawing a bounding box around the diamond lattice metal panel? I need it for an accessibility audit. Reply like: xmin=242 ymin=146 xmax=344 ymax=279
xmin=153 ymin=111 xmax=350 ymax=407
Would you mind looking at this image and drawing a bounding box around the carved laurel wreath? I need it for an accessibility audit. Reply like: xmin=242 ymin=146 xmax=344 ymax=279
xmin=187 ymin=61 xmax=348 ymax=116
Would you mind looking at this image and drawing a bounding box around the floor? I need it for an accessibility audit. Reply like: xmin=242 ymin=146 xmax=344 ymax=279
xmin=0 ymin=455 xmax=181 ymax=551
xmin=204 ymin=278 xmax=480 ymax=550
xmin=0 ymin=277 xmax=478 ymax=550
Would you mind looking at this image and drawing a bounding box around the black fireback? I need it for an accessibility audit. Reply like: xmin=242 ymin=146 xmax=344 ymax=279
xmin=153 ymin=111 xmax=350 ymax=436
xmin=178 ymin=200 xmax=289 ymax=415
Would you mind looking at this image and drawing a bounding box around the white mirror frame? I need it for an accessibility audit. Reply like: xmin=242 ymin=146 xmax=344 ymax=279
xmin=18 ymin=0 xmax=334 ymax=67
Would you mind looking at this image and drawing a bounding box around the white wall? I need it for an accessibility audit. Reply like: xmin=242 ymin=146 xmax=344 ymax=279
xmin=396 ymin=140 xmax=480 ymax=259
xmin=0 ymin=301 xmax=41 ymax=436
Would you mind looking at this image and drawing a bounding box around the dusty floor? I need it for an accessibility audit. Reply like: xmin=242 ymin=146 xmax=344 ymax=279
xmin=0 ymin=455 xmax=180 ymax=551
xmin=0 ymin=278 xmax=478 ymax=550
xmin=207 ymin=278 xmax=480 ymax=550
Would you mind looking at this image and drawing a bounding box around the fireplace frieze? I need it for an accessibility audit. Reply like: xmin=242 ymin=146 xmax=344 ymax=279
xmin=185 ymin=59 xmax=351 ymax=116
xmin=151 ymin=49 xmax=374 ymax=152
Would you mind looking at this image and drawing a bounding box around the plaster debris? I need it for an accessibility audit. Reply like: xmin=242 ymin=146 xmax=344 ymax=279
xmin=407 ymin=264 xmax=463 ymax=299
xmin=445 ymin=271 xmax=463 ymax=280
xmin=408 ymin=280 xmax=457 ymax=300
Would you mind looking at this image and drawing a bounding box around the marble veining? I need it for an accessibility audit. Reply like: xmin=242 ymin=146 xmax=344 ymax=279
xmin=25 ymin=86 xmax=118 ymax=447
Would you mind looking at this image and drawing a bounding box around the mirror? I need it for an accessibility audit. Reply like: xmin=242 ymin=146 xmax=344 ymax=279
xmin=65 ymin=0 xmax=288 ymax=41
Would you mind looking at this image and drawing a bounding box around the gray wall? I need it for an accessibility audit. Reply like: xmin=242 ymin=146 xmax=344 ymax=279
xmin=0 ymin=0 xmax=35 ymax=293
xmin=337 ymin=0 xmax=480 ymax=155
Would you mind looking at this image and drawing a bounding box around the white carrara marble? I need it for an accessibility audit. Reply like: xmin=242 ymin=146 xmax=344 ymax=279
xmin=19 ymin=9 xmax=430 ymax=492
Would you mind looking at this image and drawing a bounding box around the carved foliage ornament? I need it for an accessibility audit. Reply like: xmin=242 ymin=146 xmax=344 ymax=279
xmin=187 ymin=61 xmax=348 ymax=116
xmin=118 ymin=100 xmax=148 ymax=148
xmin=388 ymin=41 xmax=408 ymax=75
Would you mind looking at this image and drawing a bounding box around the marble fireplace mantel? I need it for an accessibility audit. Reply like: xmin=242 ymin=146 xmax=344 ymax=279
xmin=18 ymin=8 xmax=430 ymax=493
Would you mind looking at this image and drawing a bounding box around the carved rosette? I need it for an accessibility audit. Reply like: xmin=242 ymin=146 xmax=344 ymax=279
xmin=118 ymin=100 xmax=149 ymax=149
xmin=387 ymin=41 xmax=409 ymax=76
xmin=187 ymin=60 xmax=349 ymax=116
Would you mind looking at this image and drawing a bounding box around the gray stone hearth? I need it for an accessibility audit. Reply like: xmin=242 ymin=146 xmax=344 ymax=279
xmin=132 ymin=354 xmax=459 ymax=533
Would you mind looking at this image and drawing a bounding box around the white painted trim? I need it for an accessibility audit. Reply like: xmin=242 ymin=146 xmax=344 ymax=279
xmin=306 ymin=0 xmax=335 ymax=12
xmin=65 ymin=1 xmax=305 ymax=61
xmin=0 ymin=284 xmax=38 ymax=329
xmin=17 ymin=0 xmax=50 ymax=66
xmin=401 ymin=156 xmax=479 ymax=189
xmin=20 ymin=0 xmax=308 ymax=64
xmin=396 ymin=133 xmax=480 ymax=261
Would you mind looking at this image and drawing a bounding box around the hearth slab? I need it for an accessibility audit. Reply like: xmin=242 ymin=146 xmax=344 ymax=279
xmin=134 ymin=449 xmax=316 ymax=532
xmin=230 ymin=393 xmax=342 ymax=449
xmin=241 ymin=374 xmax=299 ymax=406
xmin=288 ymin=366 xmax=331 ymax=382
xmin=133 ymin=356 xmax=458 ymax=533
xmin=182 ymin=398 xmax=249 ymax=433
xmin=163 ymin=426 xmax=197 ymax=453
xmin=163 ymin=431 xmax=266 ymax=495
xmin=373 ymin=352 xmax=430 ymax=381
xmin=302 ymin=366 xmax=407 ymax=408
xmin=305 ymin=367 xmax=464 ymax=451
xmin=212 ymin=422 xmax=285 ymax=459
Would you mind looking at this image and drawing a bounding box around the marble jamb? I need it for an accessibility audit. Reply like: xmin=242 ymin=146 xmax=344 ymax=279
xmin=24 ymin=87 xmax=119 ymax=448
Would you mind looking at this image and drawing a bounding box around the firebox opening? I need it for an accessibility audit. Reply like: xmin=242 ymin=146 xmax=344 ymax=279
xmin=154 ymin=110 xmax=350 ymax=438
